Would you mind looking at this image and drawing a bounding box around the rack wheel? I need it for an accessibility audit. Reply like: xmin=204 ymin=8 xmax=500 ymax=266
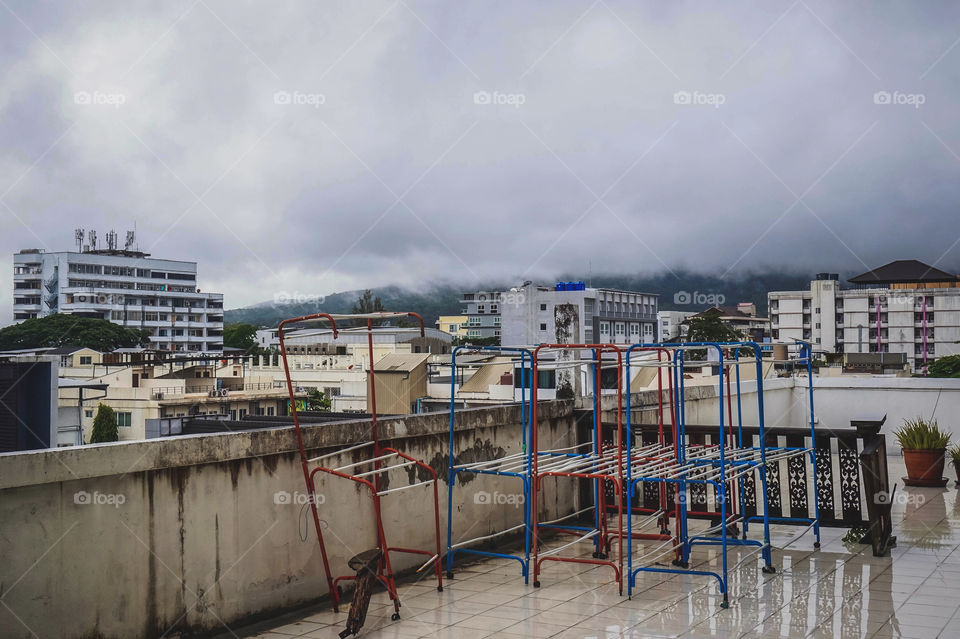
xmin=814 ymin=542 xmax=821 ymax=549
xmin=592 ymin=551 xmax=600 ymax=558
xmin=720 ymin=600 xmax=729 ymax=609
xmin=446 ymin=571 xmax=454 ymax=579
xmin=391 ymin=613 xmax=401 ymax=621
xmin=533 ymin=581 xmax=541 ymax=588
xmin=437 ymin=585 xmax=443 ymax=592
xmin=762 ymin=565 xmax=776 ymax=574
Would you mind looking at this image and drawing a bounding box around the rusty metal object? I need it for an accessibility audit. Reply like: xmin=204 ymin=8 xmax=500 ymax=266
xmin=339 ymin=548 xmax=382 ymax=637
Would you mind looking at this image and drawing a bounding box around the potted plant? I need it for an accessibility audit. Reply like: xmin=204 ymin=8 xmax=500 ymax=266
xmin=895 ymin=417 xmax=950 ymax=487
xmin=949 ymin=444 xmax=960 ymax=486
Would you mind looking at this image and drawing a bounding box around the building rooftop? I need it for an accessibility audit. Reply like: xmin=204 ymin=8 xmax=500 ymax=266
xmin=373 ymin=353 xmax=431 ymax=372
xmin=238 ymin=456 xmax=960 ymax=639
xmin=848 ymin=259 xmax=960 ymax=285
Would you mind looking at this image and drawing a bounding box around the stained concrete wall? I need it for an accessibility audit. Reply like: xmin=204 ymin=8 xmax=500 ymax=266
xmin=0 ymin=402 xmax=577 ymax=639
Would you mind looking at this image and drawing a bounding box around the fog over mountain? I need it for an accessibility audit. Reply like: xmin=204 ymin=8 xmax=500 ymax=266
xmin=3 ymin=1 xmax=960 ymax=323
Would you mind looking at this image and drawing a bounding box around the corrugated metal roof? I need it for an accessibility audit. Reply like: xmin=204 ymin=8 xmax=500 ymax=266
xmin=459 ymin=362 xmax=513 ymax=393
xmin=373 ymin=353 xmax=431 ymax=372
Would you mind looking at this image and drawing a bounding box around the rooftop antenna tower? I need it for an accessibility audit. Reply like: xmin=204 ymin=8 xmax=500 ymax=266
xmin=88 ymin=230 xmax=97 ymax=251
xmin=106 ymin=230 xmax=118 ymax=251
xmin=125 ymin=230 xmax=136 ymax=250
xmin=74 ymin=228 xmax=85 ymax=252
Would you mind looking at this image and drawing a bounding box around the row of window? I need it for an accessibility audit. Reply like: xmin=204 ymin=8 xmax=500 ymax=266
xmin=67 ymin=262 xmax=196 ymax=281
xmin=596 ymin=321 xmax=654 ymax=337
xmin=84 ymin=409 xmax=132 ymax=427
xmin=110 ymin=311 xmax=208 ymax=322
xmin=474 ymin=304 xmax=499 ymax=314
xmin=467 ymin=316 xmax=500 ymax=326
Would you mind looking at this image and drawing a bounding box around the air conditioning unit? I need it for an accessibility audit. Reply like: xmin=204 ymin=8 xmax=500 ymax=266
xmin=154 ymin=392 xmax=164 ymax=400
xmin=219 ymin=389 xmax=229 ymax=397
xmin=208 ymin=390 xmax=219 ymax=397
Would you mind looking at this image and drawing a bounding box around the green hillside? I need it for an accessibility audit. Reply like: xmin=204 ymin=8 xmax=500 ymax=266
xmin=224 ymin=270 xmax=819 ymax=329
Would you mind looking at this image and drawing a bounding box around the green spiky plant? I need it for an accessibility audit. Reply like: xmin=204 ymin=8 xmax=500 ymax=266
xmin=894 ymin=417 xmax=951 ymax=450
xmin=950 ymin=444 xmax=960 ymax=462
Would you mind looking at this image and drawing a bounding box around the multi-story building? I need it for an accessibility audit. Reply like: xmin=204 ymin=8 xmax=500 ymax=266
xmin=658 ymin=310 xmax=695 ymax=341
xmin=13 ymin=245 xmax=224 ymax=352
xmin=435 ymin=315 xmax=468 ymax=338
xmin=460 ymin=291 xmax=502 ymax=340
xmin=768 ymin=261 xmax=960 ymax=371
xmin=500 ymin=282 xmax=658 ymax=346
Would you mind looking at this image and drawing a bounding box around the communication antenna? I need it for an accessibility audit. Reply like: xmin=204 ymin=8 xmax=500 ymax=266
xmin=88 ymin=230 xmax=97 ymax=250
xmin=106 ymin=230 xmax=118 ymax=251
xmin=125 ymin=230 xmax=135 ymax=250
xmin=74 ymin=228 xmax=85 ymax=251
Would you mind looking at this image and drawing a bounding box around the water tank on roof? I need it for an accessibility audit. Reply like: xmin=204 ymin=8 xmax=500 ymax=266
xmin=555 ymin=282 xmax=564 ymax=291
xmin=576 ymin=281 xmax=585 ymax=290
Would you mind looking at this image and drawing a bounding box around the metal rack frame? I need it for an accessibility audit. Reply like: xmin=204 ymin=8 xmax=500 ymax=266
xmin=278 ymin=311 xmax=443 ymax=620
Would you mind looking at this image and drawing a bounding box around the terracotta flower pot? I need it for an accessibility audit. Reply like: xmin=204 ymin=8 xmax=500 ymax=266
xmin=903 ymin=448 xmax=946 ymax=483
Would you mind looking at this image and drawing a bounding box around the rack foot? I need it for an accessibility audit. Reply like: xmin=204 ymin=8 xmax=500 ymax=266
xmin=533 ymin=580 xmax=541 ymax=588
xmin=761 ymin=565 xmax=776 ymax=574
xmin=445 ymin=571 xmax=454 ymax=579
xmin=391 ymin=613 xmax=401 ymax=621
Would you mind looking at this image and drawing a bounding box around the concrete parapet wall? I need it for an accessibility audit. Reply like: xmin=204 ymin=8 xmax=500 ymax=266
xmin=0 ymin=401 xmax=577 ymax=639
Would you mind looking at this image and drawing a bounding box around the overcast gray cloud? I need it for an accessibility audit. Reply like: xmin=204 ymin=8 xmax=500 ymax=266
xmin=2 ymin=0 xmax=960 ymax=318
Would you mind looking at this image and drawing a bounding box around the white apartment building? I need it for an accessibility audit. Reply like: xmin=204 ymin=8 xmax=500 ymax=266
xmin=658 ymin=310 xmax=695 ymax=341
xmin=768 ymin=261 xmax=960 ymax=371
xmin=500 ymin=282 xmax=658 ymax=346
xmin=13 ymin=246 xmax=224 ymax=352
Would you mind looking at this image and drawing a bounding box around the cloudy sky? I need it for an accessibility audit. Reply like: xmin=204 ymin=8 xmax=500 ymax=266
xmin=2 ymin=1 xmax=959 ymax=317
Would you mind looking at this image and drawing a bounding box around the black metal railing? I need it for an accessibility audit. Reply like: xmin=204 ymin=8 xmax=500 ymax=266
xmin=595 ymin=415 xmax=891 ymax=537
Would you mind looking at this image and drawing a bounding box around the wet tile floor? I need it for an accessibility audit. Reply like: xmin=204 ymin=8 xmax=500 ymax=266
xmin=240 ymin=461 xmax=960 ymax=638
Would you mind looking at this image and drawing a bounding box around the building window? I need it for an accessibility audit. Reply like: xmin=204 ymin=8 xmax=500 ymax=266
xmin=540 ymin=303 xmax=547 ymax=311
xmin=79 ymin=356 xmax=93 ymax=365
xmin=490 ymin=304 xmax=498 ymax=314
xmin=85 ymin=410 xmax=93 ymax=418
xmin=493 ymin=316 xmax=501 ymax=325
xmin=468 ymin=316 xmax=481 ymax=326
xmin=630 ymin=324 xmax=639 ymax=336
xmin=539 ymin=323 xmax=547 ymax=331
xmin=494 ymin=329 xmax=501 ymax=337
xmin=468 ymin=329 xmax=481 ymax=338
xmin=615 ymin=323 xmax=625 ymax=336
xmin=116 ymin=412 xmax=132 ymax=428
xmin=600 ymin=321 xmax=610 ymax=335
xmin=477 ymin=304 xmax=485 ymax=314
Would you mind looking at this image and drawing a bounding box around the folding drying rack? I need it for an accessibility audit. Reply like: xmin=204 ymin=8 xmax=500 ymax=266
xmin=278 ymin=311 xmax=443 ymax=619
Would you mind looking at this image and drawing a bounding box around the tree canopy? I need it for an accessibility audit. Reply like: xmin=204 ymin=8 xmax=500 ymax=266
xmin=685 ymin=315 xmax=743 ymax=344
xmin=89 ymin=403 xmax=118 ymax=443
xmin=352 ymin=289 xmax=385 ymax=314
xmin=927 ymin=354 xmax=960 ymax=378
xmin=0 ymin=314 xmax=150 ymax=352
xmin=223 ymin=322 xmax=259 ymax=351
